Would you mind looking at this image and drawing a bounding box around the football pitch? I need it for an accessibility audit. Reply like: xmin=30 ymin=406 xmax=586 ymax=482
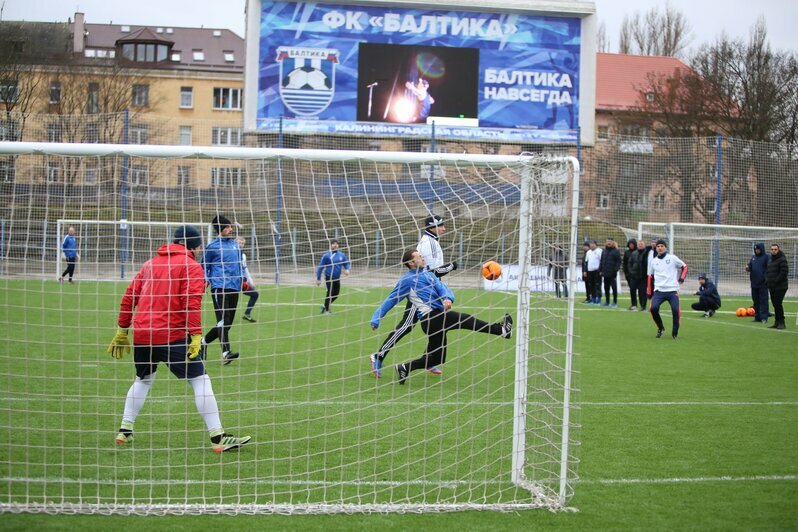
xmin=1 ymin=279 xmax=797 ymax=530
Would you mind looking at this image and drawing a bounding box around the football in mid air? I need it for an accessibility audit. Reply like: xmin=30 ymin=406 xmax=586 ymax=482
xmin=482 ymin=260 xmax=502 ymax=281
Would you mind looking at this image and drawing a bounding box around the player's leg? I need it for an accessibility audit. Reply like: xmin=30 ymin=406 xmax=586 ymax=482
xmin=755 ymin=286 xmax=769 ymax=322
xmin=602 ymin=276 xmax=611 ymax=305
xmin=638 ymin=281 xmax=648 ymax=310
xmin=204 ymin=289 xmax=224 ymax=346
xmin=407 ymin=311 xmax=447 ymax=372
xmin=769 ymin=288 xmax=786 ymax=328
xmin=628 ymin=278 xmax=639 ymax=309
xmin=329 ymin=279 xmax=341 ymax=307
xmin=323 ymin=278 xmax=334 ymax=312
xmin=610 ymin=277 xmax=618 ymax=306
xmin=441 ymin=310 xmax=509 ymax=338
xmin=649 ymin=292 xmax=666 ymax=336
xmin=243 ymin=289 xmax=259 ymax=321
xmin=117 ymin=345 xmax=163 ymax=444
xmin=669 ymin=293 xmax=681 ymax=338
xmin=374 ymin=300 xmax=417 ymax=362
xmin=220 ymin=291 xmax=240 ymax=364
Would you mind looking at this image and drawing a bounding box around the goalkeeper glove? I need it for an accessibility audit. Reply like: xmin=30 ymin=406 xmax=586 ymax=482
xmin=187 ymin=334 xmax=204 ymax=360
xmin=107 ymin=328 xmax=131 ymax=360
xmin=242 ymin=281 xmax=250 ymax=292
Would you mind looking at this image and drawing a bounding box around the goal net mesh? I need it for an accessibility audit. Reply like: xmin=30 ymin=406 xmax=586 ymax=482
xmin=0 ymin=143 xmax=580 ymax=514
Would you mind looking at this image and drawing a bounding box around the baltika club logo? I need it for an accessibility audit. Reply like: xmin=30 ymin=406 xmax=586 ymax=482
xmin=276 ymin=47 xmax=339 ymax=116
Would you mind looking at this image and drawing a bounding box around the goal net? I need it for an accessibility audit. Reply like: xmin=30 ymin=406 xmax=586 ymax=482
xmin=638 ymin=222 xmax=798 ymax=297
xmin=0 ymin=141 xmax=580 ymax=514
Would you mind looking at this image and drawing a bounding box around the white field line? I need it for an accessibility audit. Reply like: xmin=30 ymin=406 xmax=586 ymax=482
xmin=2 ymin=397 xmax=797 ymax=407
xmin=1 ymin=475 xmax=794 ymax=488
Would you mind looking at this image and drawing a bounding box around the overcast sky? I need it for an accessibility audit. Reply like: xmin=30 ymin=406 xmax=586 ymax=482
xmin=1 ymin=0 xmax=796 ymax=54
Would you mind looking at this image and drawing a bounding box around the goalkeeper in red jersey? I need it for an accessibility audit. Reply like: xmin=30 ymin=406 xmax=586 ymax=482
xmin=107 ymin=225 xmax=250 ymax=453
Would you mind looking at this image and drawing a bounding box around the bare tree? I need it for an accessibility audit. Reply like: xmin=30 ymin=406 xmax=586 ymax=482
xmin=597 ymin=21 xmax=610 ymax=53
xmin=618 ymin=3 xmax=692 ymax=57
xmin=637 ymin=18 xmax=798 ymax=225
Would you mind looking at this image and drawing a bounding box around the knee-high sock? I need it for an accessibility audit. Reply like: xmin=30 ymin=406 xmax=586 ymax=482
xmin=189 ymin=374 xmax=222 ymax=436
xmin=121 ymin=373 xmax=155 ymax=427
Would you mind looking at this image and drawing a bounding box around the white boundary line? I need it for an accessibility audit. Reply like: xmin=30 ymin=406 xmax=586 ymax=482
xmin=1 ymin=474 xmax=794 ymax=487
xmin=2 ymin=397 xmax=797 ymax=406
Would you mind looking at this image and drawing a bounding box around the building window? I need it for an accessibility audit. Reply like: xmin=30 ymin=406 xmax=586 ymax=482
xmin=132 ymin=84 xmax=149 ymax=107
xmin=597 ymin=125 xmax=609 ymax=140
xmin=621 ymin=192 xmax=648 ymax=210
xmin=0 ymin=119 xmax=20 ymax=141
xmin=213 ymin=87 xmax=242 ymax=110
xmin=224 ymin=51 xmax=235 ymax=62
xmin=130 ymin=124 xmax=149 ymax=145
xmin=597 ymin=159 xmax=609 ymax=177
xmin=0 ymin=81 xmax=19 ymax=104
xmin=178 ymin=126 xmax=192 ymax=145
xmin=120 ymin=42 xmax=170 ymax=62
xmin=177 ymin=166 xmax=192 ymax=187
xmin=211 ymin=127 xmax=241 ymax=146
xmin=621 ymin=124 xmax=649 ymax=139
xmin=84 ymin=49 xmax=97 ymax=58
xmin=193 ymin=50 xmax=205 ymax=61
xmin=47 ymin=123 xmax=62 ymax=143
xmin=0 ymin=159 xmax=15 ymax=182
xmin=47 ymin=160 xmax=60 ymax=182
xmin=597 ymin=192 xmax=610 ymax=210
xmin=171 ymin=52 xmax=181 ymax=62
xmin=122 ymin=43 xmax=135 ymax=61
xmin=211 ymin=167 xmax=243 ymax=187
xmin=130 ymin=164 xmax=149 ymax=186
xmin=654 ymin=194 xmax=666 ymax=210
xmin=87 ymin=83 xmax=100 ymax=113
xmin=180 ymin=86 xmax=193 ymax=108
xmin=49 ymin=81 xmax=62 ymax=104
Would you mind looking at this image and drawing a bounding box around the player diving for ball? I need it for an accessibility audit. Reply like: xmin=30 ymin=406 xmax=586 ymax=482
xmin=369 ymin=214 xmax=456 ymax=377
xmin=371 ymin=248 xmax=513 ymax=385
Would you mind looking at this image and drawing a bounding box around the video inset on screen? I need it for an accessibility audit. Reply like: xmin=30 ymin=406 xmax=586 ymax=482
xmin=357 ymin=43 xmax=479 ymax=124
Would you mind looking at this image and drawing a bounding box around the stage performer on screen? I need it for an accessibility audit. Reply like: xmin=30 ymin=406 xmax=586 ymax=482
xmin=405 ymin=79 xmax=435 ymax=123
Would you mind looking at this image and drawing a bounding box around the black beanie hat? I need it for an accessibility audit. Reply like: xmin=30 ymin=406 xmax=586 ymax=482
xmin=425 ymin=214 xmax=444 ymax=229
xmin=174 ymin=225 xmax=203 ymax=250
xmin=212 ymin=215 xmax=232 ymax=234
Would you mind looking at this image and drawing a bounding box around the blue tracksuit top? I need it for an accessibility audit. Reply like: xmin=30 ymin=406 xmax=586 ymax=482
xmin=203 ymin=237 xmax=244 ymax=290
xmin=61 ymin=235 xmax=77 ymax=259
xmin=371 ymin=268 xmax=455 ymax=329
xmin=316 ymin=250 xmax=350 ymax=280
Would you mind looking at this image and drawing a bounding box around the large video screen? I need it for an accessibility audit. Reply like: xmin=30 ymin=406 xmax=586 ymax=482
xmin=251 ymin=0 xmax=582 ymax=142
xmin=356 ymin=43 xmax=479 ymax=124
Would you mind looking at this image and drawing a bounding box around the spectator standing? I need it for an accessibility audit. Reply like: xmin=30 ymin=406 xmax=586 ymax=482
xmin=628 ymin=239 xmax=648 ymax=311
xmin=599 ymin=238 xmax=621 ymax=307
xmin=584 ymin=240 xmax=602 ymax=304
xmin=766 ymin=244 xmax=789 ymax=330
xmin=548 ymin=243 xmax=568 ymax=298
xmin=580 ymin=241 xmax=591 ymax=303
xmin=622 ymin=238 xmax=637 ymax=300
xmin=315 ymin=239 xmax=351 ymax=314
xmin=746 ymin=243 xmax=770 ymax=323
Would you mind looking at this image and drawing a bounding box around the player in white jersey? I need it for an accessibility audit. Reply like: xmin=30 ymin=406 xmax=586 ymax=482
xmin=369 ymin=214 xmax=457 ymax=377
xmin=647 ymin=239 xmax=688 ymax=339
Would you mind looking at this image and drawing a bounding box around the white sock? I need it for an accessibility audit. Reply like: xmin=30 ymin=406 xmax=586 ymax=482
xmin=189 ymin=374 xmax=222 ymax=436
xmin=121 ymin=373 xmax=155 ymax=428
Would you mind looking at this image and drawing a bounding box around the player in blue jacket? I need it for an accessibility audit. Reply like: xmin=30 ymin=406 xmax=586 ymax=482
xmin=315 ymin=239 xmax=350 ymax=314
xmin=201 ymin=215 xmax=245 ymax=365
xmin=59 ymin=226 xmax=78 ymax=284
xmin=371 ymin=249 xmax=513 ymax=384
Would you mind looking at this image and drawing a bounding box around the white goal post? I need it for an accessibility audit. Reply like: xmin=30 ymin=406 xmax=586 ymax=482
xmin=0 ymin=141 xmax=580 ymax=514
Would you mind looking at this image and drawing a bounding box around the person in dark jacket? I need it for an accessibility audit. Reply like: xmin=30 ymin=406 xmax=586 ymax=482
xmin=629 ymin=239 xmax=648 ymax=311
xmin=580 ymin=241 xmax=591 ymax=303
xmin=622 ymin=238 xmax=638 ymax=309
xmin=745 ymin=242 xmax=770 ymax=322
xmin=766 ymin=244 xmax=789 ymax=329
xmin=548 ymin=243 xmax=568 ymax=298
xmin=599 ymin=238 xmax=621 ymax=307
xmin=691 ymin=273 xmax=721 ymax=317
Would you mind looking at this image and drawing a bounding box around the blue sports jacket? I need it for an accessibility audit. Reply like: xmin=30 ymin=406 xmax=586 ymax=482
xmin=203 ymin=237 xmax=244 ymax=290
xmin=316 ymin=250 xmax=350 ymax=280
xmin=371 ymin=268 xmax=455 ymax=329
xmin=62 ymin=235 xmax=77 ymax=259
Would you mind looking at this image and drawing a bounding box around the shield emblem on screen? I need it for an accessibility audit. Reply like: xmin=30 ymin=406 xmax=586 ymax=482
xmin=276 ymin=47 xmax=339 ymax=116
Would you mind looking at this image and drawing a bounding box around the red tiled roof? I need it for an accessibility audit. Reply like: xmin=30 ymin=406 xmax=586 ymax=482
xmin=596 ymin=52 xmax=691 ymax=111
